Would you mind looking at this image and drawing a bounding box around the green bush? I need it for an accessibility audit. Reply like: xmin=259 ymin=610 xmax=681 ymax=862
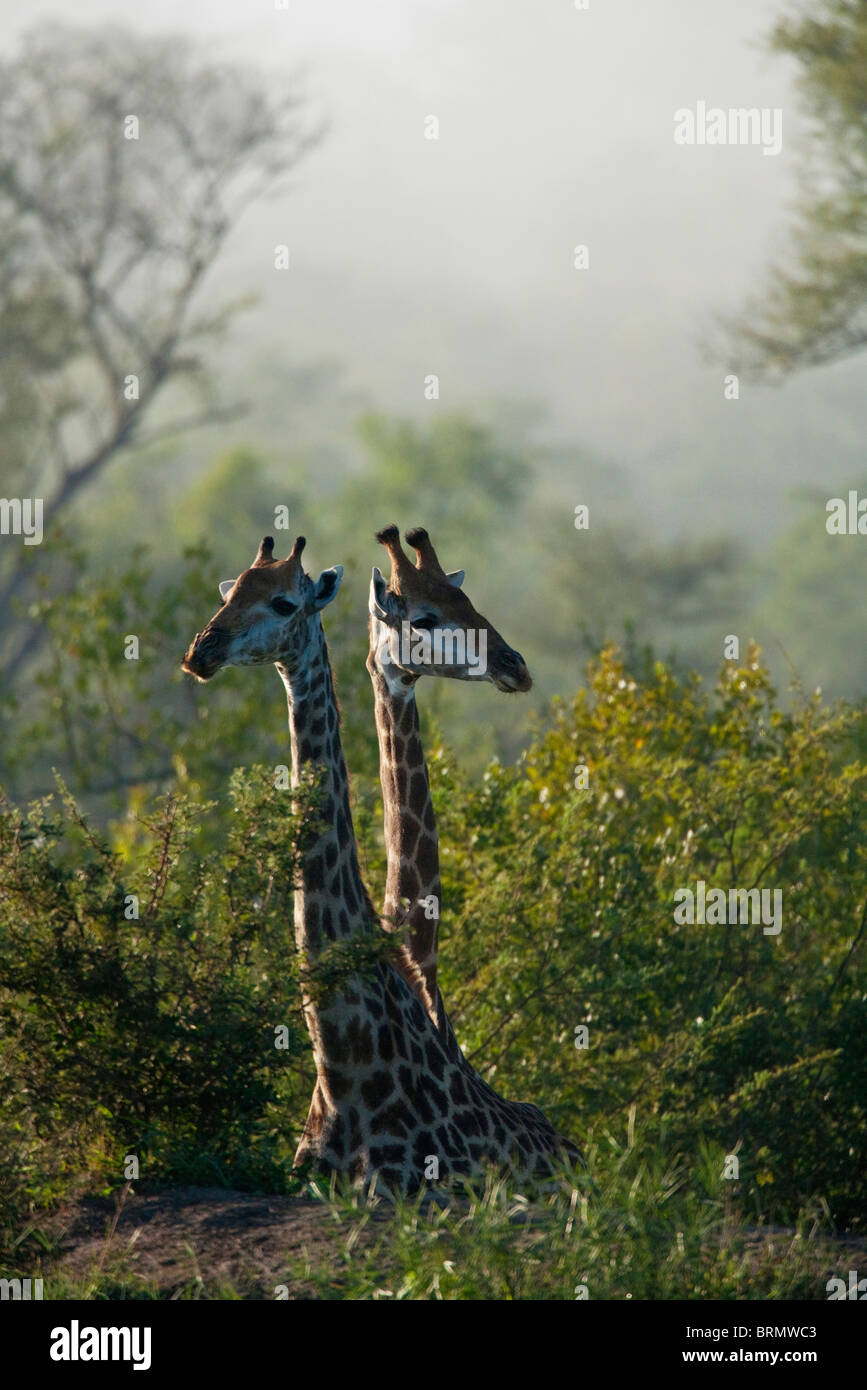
xmin=436 ymin=645 xmax=867 ymax=1227
xmin=0 ymin=770 xmax=316 ymax=1256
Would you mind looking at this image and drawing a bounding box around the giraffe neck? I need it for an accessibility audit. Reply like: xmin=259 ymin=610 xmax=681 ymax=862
xmin=278 ymin=618 xmax=398 ymax=1169
xmin=277 ymin=619 xmax=373 ymax=959
xmin=367 ymin=635 xmax=443 ymax=1026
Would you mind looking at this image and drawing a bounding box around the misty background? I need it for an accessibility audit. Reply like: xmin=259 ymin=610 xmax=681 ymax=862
xmin=0 ymin=0 xmax=864 ymax=795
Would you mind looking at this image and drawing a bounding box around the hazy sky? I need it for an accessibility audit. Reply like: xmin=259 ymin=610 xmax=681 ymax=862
xmin=2 ymin=0 xmax=863 ymax=542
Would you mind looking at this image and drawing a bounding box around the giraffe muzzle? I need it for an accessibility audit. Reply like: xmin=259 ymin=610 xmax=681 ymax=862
xmin=490 ymin=647 xmax=532 ymax=693
xmin=182 ymin=626 xmax=231 ymax=681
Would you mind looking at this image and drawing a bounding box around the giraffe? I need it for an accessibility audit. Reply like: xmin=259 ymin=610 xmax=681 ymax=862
xmin=182 ymin=533 xmax=579 ymax=1190
xmin=366 ymin=525 xmax=531 ymax=1056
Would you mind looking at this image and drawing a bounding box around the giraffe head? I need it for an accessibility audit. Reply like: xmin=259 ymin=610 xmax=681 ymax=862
xmin=182 ymin=534 xmax=343 ymax=681
xmin=369 ymin=525 xmax=531 ymax=693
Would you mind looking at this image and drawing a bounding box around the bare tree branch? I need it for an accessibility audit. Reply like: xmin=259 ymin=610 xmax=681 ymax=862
xmin=0 ymin=23 xmax=322 ymax=687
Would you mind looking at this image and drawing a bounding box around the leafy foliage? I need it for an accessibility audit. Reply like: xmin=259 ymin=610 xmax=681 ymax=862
xmin=726 ymin=0 xmax=867 ymax=374
xmin=0 ymin=769 xmax=314 ymax=1256
xmin=436 ymin=644 xmax=867 ymax=1228
xmin=1 ymin=642 xmax=865 ymax=1272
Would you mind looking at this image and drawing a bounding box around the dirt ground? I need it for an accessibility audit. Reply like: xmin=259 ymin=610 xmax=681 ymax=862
xmin=39 ymin=1186 xmax=386 ymax=1298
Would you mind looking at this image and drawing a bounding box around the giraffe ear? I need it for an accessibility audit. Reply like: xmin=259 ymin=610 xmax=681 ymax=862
xmin=218 ymin=579 xmax=236 ymax=601
xmin=370 ymin=566 xmax=399 ymax=622
xmin=445 ymin=569 xmax=465 ymax=589
xmin=310 ymin=566 xmax=343 ymax=611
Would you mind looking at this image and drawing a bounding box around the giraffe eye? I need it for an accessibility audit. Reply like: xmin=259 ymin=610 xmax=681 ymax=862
xmin=271 ymin=596 xmax=297 ymax=616
xmin=411 ymin=614 xmax=438 ymax=631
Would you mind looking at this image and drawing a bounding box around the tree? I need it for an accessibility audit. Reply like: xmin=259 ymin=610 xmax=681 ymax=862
xmin=0 ymin=24 xmax=321 ymax=682
xmin=723 ymin=0 xmax=867 ymax=376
